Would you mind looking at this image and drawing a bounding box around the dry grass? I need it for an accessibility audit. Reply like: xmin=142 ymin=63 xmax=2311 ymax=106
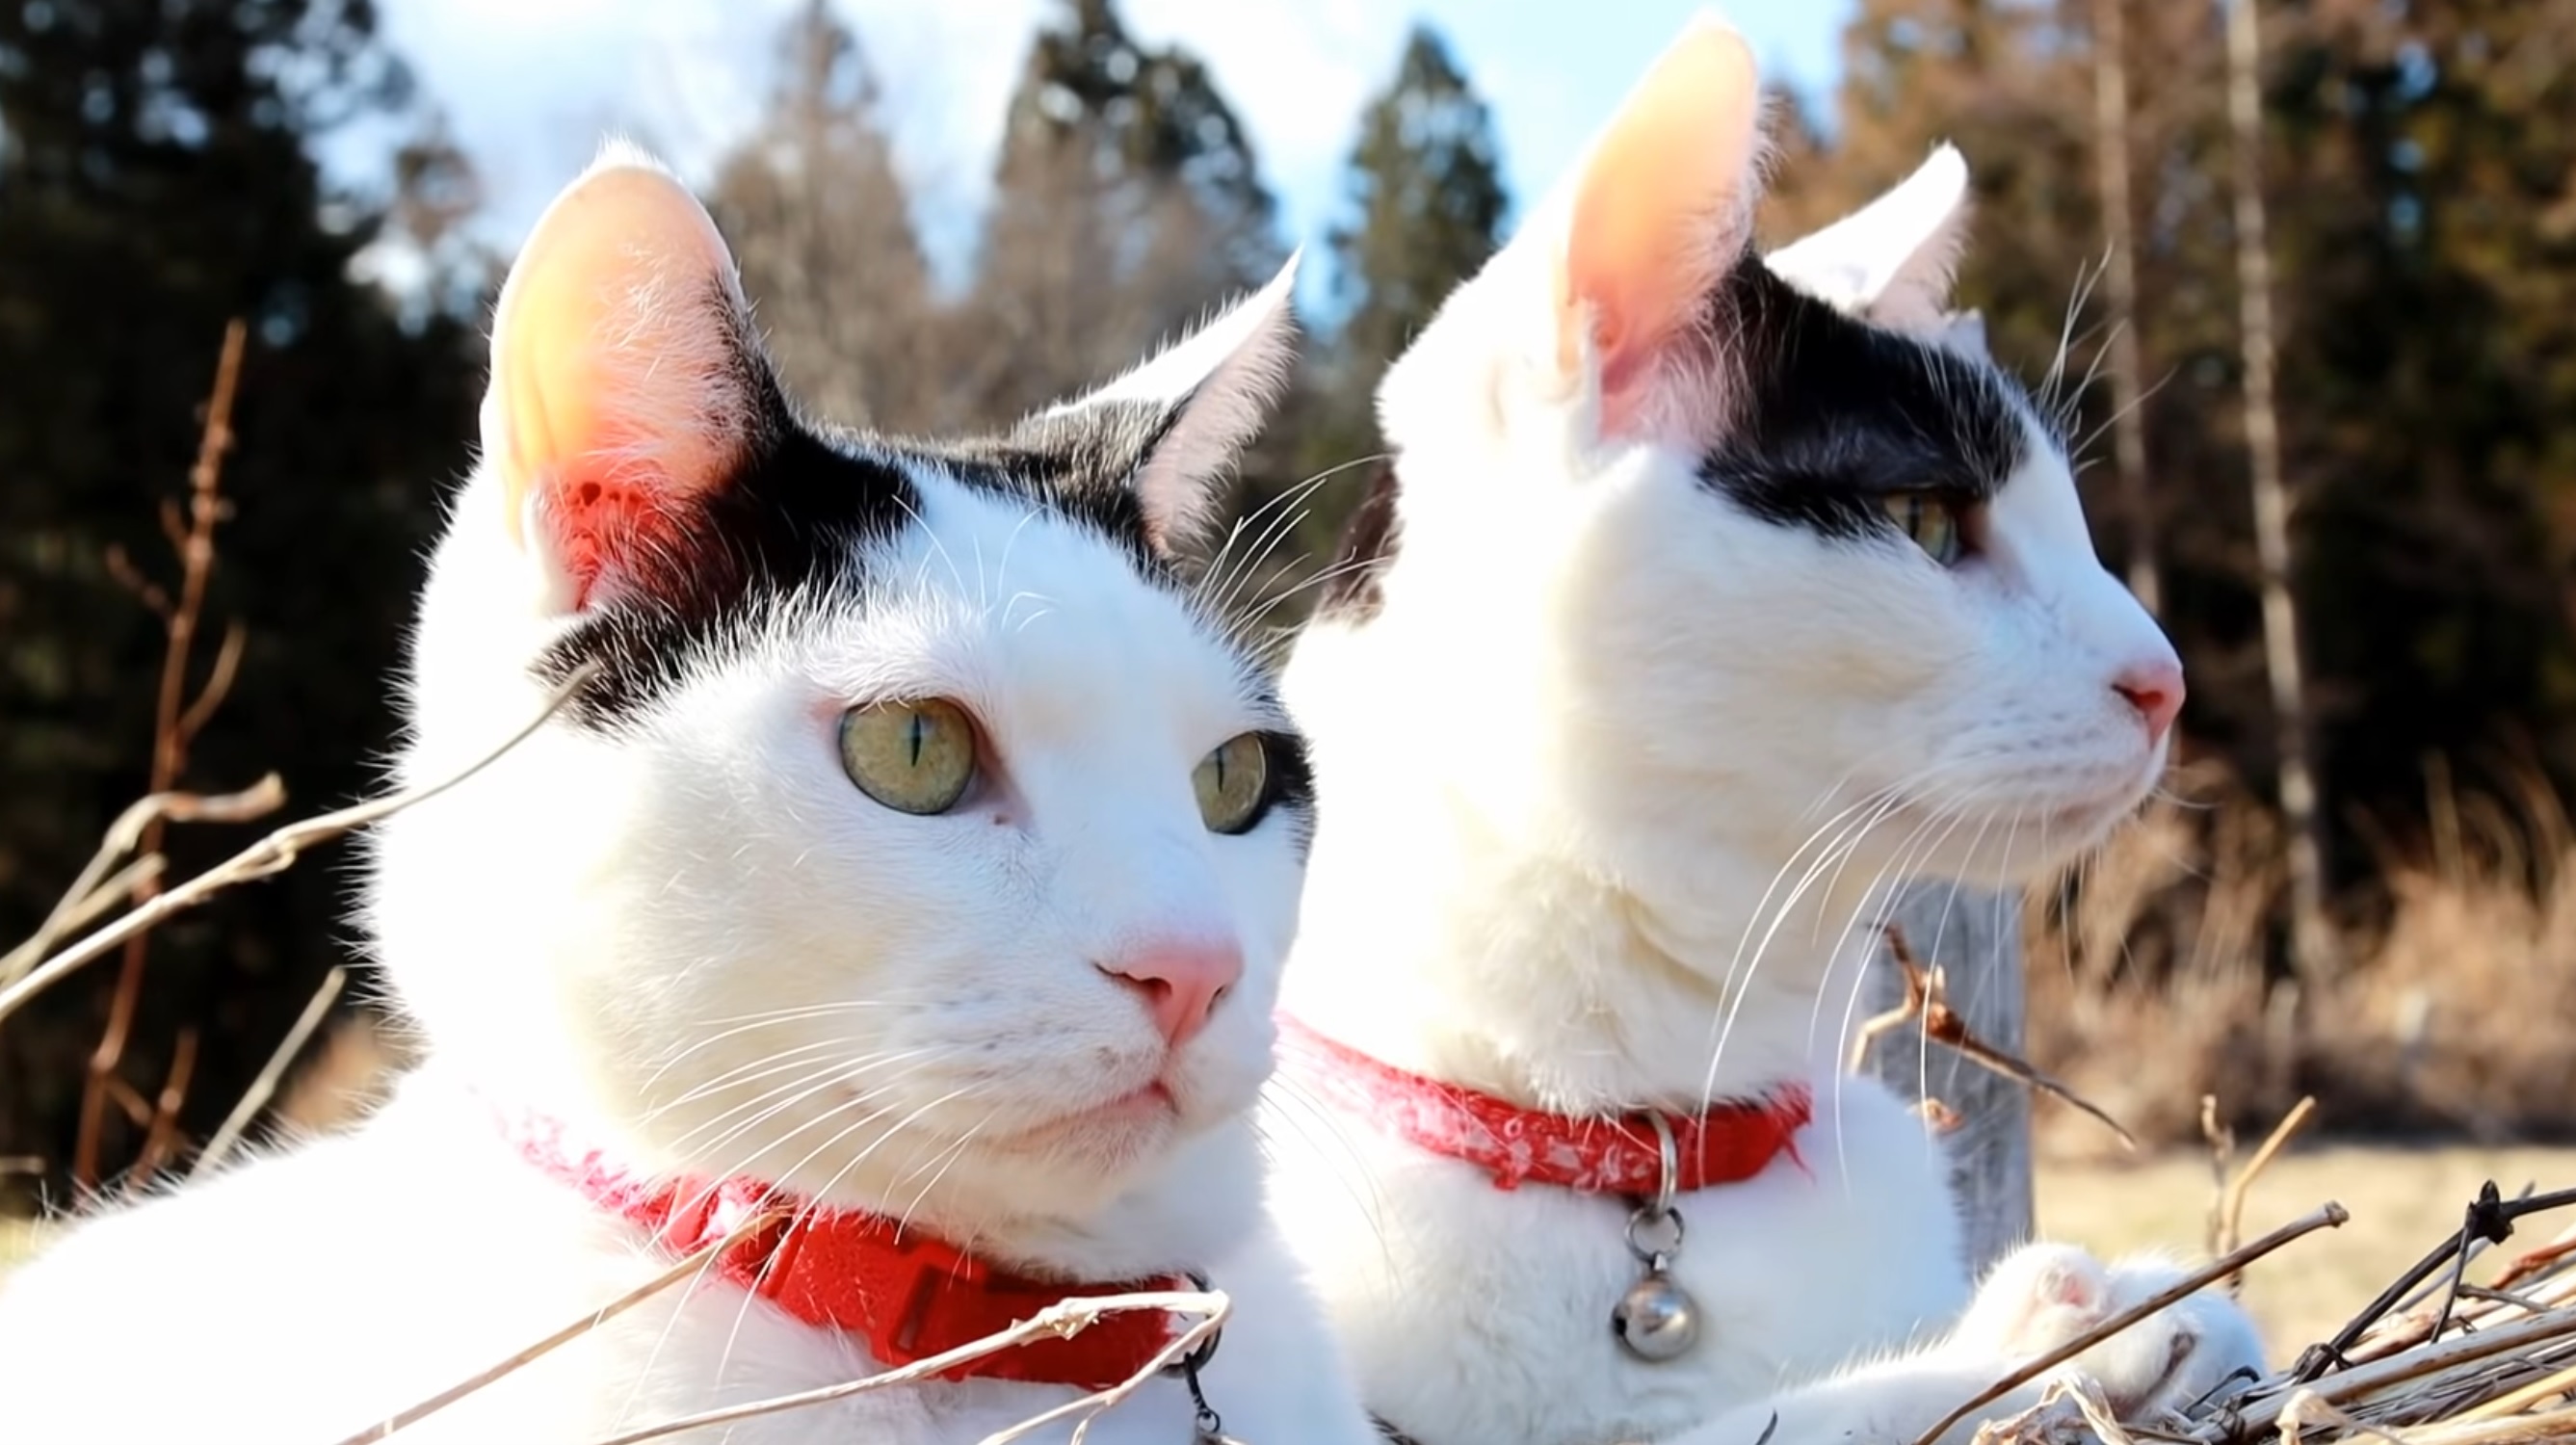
xmin=2026 ymin=757 xmax=2576 ymax=1157
xmin=2039 ymin=1143 xmax=2576 ymax=1351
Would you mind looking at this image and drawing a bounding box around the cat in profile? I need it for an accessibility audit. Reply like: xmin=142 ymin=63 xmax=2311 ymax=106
xmin=0 ymin=145 xmax=1380 ymax=1445
xmin=1263 ymin=13 xmax=2263 ymax=1445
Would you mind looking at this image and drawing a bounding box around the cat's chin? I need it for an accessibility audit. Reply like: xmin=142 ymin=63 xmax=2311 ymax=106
xmin=982 ymin=1079 xmax=1190 ymax=1173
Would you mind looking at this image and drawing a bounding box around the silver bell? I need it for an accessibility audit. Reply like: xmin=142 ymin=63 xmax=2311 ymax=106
xmin=1612 ymin=1269 xmax=1700 ymax=1361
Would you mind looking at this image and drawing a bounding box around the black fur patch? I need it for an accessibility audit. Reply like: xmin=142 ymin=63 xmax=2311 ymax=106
xmin=529 ymin=324 xmax=1206 ymax=730
xmin=1310 ymin=254 xmax=2032 ymax=626
xmin=1251 ymin=725 xmax=1318 ymax=858
xmin=1697 ymin=254 xmax=2029 ymax=542
xmin=917 ymin=398 xmax=1188 ymax=584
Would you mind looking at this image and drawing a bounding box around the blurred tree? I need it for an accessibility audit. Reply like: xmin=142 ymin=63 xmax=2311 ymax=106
xmin=0 ymin=0 xmax=482 ymax=1200
xmin=1294 ymin=23 xmax=1509 ymax=525
xmin=711 ymin=0 xmax=939 ymax=433
xmin=967 ymin=0 xmax=1283 ymax=424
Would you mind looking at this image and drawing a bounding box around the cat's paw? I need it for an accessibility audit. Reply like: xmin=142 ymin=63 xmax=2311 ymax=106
xmin=1951 ymin=1244 xmax=2268 ymax=1420
xmin=2074 ymin=1255 xmax=2268 ymax=1419
xmin=1948 ymin=1242 xmax=2116 ymax=1362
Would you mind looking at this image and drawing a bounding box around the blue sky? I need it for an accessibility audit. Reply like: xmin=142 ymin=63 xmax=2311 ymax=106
xmin=352 ymin=0 xmax=1854 ymax=298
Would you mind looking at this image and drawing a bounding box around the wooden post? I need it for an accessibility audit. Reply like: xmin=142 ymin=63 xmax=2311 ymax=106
xmin=1866 ymin=881 xmax=2033 ymax=1275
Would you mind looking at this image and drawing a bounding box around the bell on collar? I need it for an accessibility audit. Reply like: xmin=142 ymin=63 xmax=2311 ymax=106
xmin=1613 ymin=1266 xmax=1701 ymax=1362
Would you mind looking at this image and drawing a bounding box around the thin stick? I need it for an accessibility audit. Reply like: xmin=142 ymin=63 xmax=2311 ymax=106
xmin=1856 ymin=928 xmax=2137 ymax=1149
xmin=1907 ymin=1201 xmax=2350 ymax=1445
xmin=988 ymin=1304 xmax=1226 ymax=1445
xmin=0 ymin=779 xmax=281 ymax=987
xmin=0 ymin=663 xmax=598 ymax=1029
xmin=81 ymin=317 xmax=249 ymax=1187
xmin=2258 ymin=1307 xmax=2576 ymax=1415
xmin=327 ymin=1204 xmax=776 ymax=1445
xmin=2453 ymin=1357 xmax=2576 ymax=1425
xmin=2219 ymin=1095 xmax=2319 ymax=1265
xmin=572 ymin=1290 xmax=1229 ymax=1445
xmin=189 ymin=965 xmax=346 ymax=1180
xmin=128 ymin=1026 xmax=199 ymax=1187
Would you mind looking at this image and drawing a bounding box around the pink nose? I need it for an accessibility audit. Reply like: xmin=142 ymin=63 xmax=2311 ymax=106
xmin=1100 ymin=937 xmax=1243 ymax=1048
xmin=2113 ymin=659 xmax=2186 ymax=746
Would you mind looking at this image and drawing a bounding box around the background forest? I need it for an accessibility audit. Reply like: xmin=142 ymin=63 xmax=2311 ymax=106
xmin=2 ymin=0 xmax=2572 ymax=1209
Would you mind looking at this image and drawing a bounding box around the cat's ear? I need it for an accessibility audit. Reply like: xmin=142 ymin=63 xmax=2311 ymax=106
xmin=481 ymin=142 xmax=767 ymax=614
xmin=1040 ymin=250 xmax=1301 ymax=551
xmin=1765 ymin=144 xmax=1972 ymax=335
xmin=1555 ymin=13 xmax=1767 ymax=444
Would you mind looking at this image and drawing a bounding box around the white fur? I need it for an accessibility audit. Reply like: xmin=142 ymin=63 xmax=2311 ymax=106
xmin=1053 ymin=250 xmax=1304 ymax=548
xmin=0 ymin=156 xmax=1375 ymax=1445
xmin=1261 ymin=42 xmax=2258 ymax=1445
xmin=1765 ymin=144 xmax=1972 ymax=335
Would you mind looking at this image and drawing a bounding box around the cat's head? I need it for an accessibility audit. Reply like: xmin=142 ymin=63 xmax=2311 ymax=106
xmin=368 ymin=144 xmax=1308 ymax=1229
xmin=1307 ymin=16 xmax=2179 ymax=908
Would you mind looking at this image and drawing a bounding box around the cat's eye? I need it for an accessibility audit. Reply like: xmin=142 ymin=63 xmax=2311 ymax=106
xmin=839 ymin=698 xmax=978 ymax=815
xmin=1194 ymin=733 xmax=1273 ymax=835
xmin=1882 ymin=492 xmax=1967 ymax=565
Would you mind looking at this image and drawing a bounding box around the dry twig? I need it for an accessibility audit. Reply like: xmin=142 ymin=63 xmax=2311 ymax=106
xmin=190 ymin=964 xmax=347 ymax=1180
xmin=1909 ymin=1201 xmax=2351 ymax=1445
xmin=1854 ymin=926 xmax=2138 ymax=1150
xmin=2204 ymin=1094 xmax=2320 ymax=1288
xmin=572 ymin=1287 xmax=1231 ymax=1445
xmin=0 ymin=778 xmax=281 ymax=989
xmin=0 ymin=662 xmax=599 ymax=1030
xmin=79 ymin=317 xmax=250 ymax=1188
xmin=129 ymin=1025 xmax=199 ymax=1186
xmin=329 ymin=1204 xmax=785 ymax=1445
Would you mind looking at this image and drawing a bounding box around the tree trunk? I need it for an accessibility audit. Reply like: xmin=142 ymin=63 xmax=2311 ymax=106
xmin=1868 ymin=883 xmax=2032 ymax=1275
xmin=2090 ymin=0 xmax=2159 ymax=617
xmin=2225 ymin=0 xmax=2334 ymax=986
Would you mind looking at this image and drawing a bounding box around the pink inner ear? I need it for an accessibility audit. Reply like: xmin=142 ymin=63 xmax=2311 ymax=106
xmin=1559 ymin=19 xmax=1764 ymax=443
xmin=542 ymin=453 xmax=700 ymax=610
xmin=485 ymin=157 xmax=753 ymax=612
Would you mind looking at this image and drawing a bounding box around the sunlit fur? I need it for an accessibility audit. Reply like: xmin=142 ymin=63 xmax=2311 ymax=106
xmin=0 ymin=146 xmax=1377 ymax=1445
xmin=1262 ymin=17 xmax=2261 ymax=1445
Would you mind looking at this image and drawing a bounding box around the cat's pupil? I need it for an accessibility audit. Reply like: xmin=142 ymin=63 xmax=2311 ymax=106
xmin=1882 ymin=492 xmax=1963 ymax=566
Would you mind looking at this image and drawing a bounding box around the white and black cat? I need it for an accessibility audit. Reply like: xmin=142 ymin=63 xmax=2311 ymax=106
xmin=1264 ymin=15 xmax=2263 ymax=1445
xmin=0 ymin=146 xmax=1380 ymax=1445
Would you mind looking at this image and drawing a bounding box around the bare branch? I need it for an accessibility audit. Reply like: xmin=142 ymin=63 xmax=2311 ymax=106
xmin=0 ymin=663 xmax=598 ymax=1029
xmin=176 ymin=619 xmax=250 ymax=745
xmin=329 ymin=1203 xmax=784 ymax=1445
xmin=190 ymin=964 xmax=347 ymax=1181
xmin=1909 ymin=1201 xmax=2349 ymax=1445
xmin=572 ymin=1288 xmax=1231 ymax=1445
xmin=0 ymin=778 xmax=284 ymax=989
xmin=81 ymin=316 xmax=250 ymax=1187
xmin=1857 ymin=927 xmax=2137 ymax=1151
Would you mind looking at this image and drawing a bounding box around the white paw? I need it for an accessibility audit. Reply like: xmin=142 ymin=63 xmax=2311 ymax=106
xmin=1952 ymin=1244 xmax=2268 ymax=1420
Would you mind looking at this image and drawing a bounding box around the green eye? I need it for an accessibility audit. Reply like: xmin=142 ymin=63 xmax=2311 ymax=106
xmin=1882 ymin=492 xmax=1966 ymax=565
xmin=1194 ymin=733 xmax=1272 ymax=835
xmin=839 ymin=698 xmax=978 ymax=815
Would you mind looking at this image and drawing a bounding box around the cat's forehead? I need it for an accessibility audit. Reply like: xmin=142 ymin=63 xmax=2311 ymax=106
xmin=534 ymin=408 xmax=1233 ymax=731
xmin=837 ymin=476 xmax=1279 ymax=740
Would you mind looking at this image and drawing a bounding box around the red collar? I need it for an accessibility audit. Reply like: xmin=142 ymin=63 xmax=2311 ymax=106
xmin=503 ymin=1110 xmax=1187 ymax=1390
xmin=1275 ymin=1015 xmax=1810 ymax=1195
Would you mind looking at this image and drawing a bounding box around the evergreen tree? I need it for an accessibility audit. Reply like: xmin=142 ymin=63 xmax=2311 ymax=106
xmin=969 ymin=0 xmax=1283 ymax=424
xmin=1281 ymin=23 xmax=1511 ymax=593
xmin=1327 ymin=25 xmax=1508 ymax=403
xmin=0 ymin=0 xmax=482 ymax=1194
xmin=712 ymin=0 xmax=937 ymax=432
